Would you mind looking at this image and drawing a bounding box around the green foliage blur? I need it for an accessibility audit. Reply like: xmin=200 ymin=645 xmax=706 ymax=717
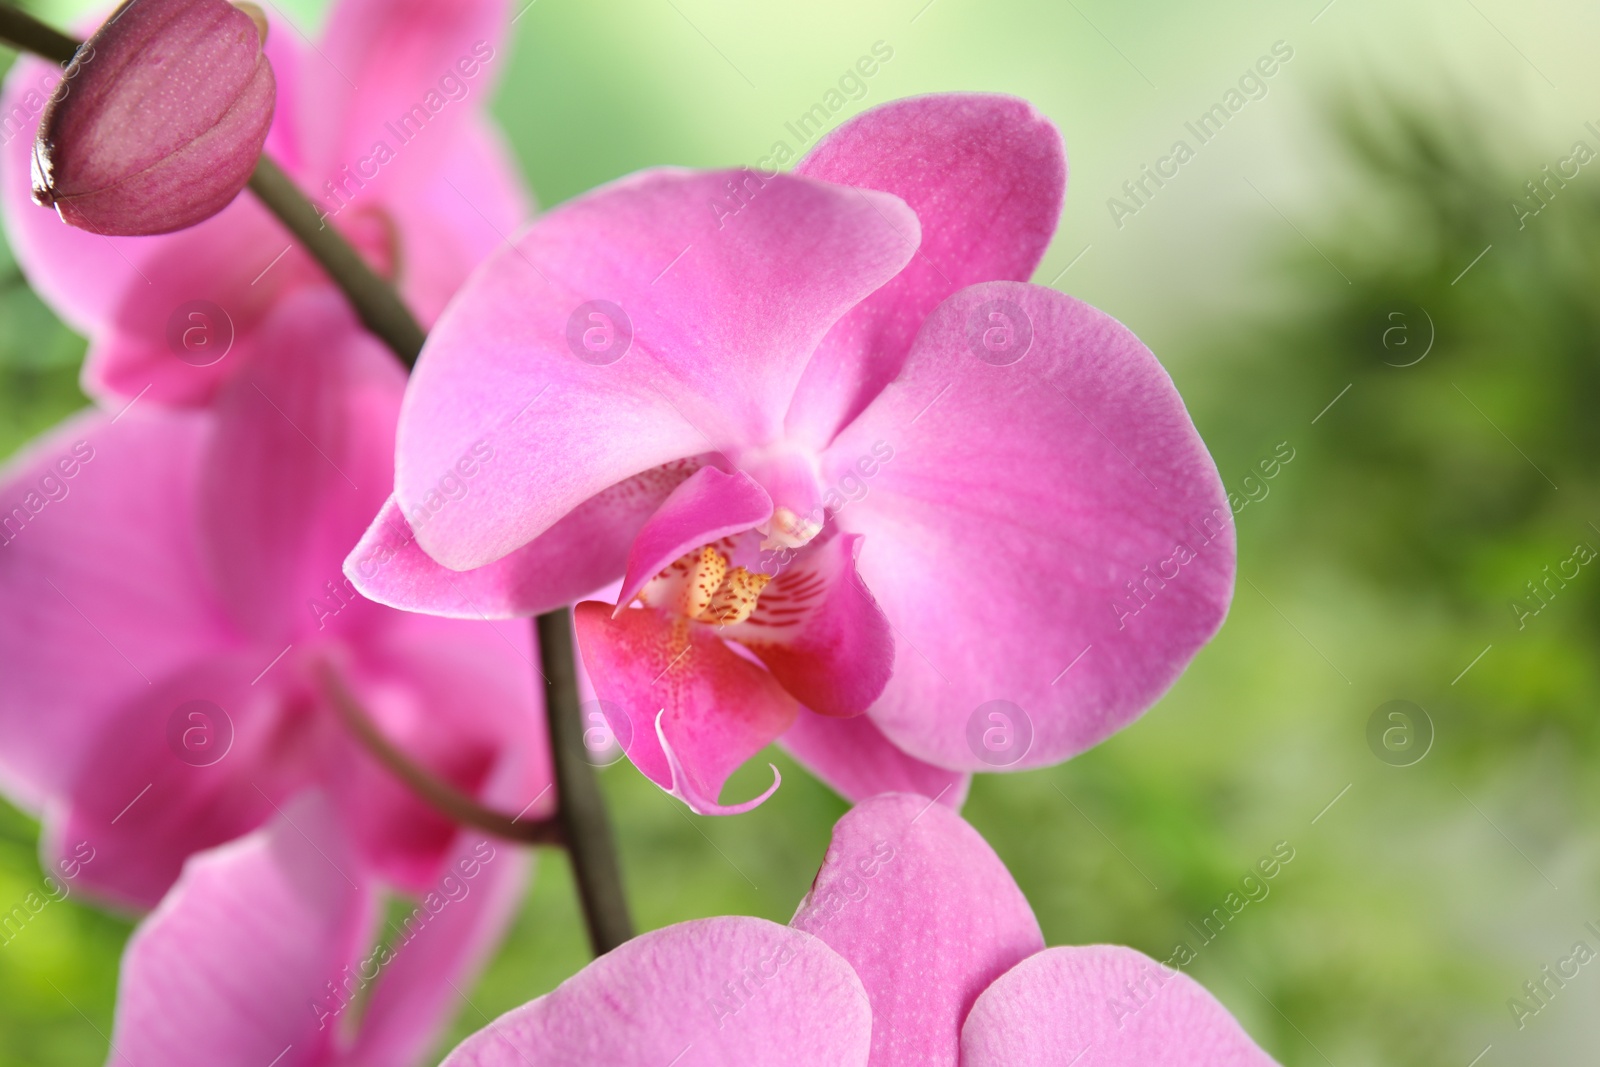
xmin=3 ymin=0 xmax=1599 ymax=1064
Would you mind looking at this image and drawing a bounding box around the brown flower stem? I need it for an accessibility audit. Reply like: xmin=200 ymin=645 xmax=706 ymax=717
xmin=537 ymin=610 xmax=634 ymax=954
xmin=2 ymin=4 xmax=636 ymax=955
xmin=0 ymin=4 xmax=77 ymax=65
xmin=318 ymin=662 xmax=563 ymax=846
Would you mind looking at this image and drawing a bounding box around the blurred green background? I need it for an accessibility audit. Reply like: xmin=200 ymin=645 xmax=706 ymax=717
xmin=5 ymin=0 xmax=1600 ymax=1062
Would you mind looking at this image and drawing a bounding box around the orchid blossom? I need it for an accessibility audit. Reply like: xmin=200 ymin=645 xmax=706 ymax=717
xmin=348 ymin=94 xmax=1235 ymax=814
xmin=107 ymin=792 xmax=529 ymax=1067
xmin=0 ymin=290 xmax=551 ymax=910
xmin=440 ymin=793 xmax=1278 ymax=1066
xmin=1 ymin=0 xmax=529 ymax=407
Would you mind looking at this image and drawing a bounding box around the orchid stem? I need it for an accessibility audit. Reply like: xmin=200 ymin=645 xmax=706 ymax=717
xmin=2 ymin=3 xmax=637 ymax=958
xmin=245 ymin=158 xmax=425 ymax=366
xmin=537 ymin=610 xmax=634 ymax=954
xmin=319 ymin=663 xmax=563 ymax=846
xmin=0 ymin=4 xmax=76 ymax=65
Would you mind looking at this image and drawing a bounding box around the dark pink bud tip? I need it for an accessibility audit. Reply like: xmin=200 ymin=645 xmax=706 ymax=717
xmin=31 ymin=0 xmax=276 ymax=237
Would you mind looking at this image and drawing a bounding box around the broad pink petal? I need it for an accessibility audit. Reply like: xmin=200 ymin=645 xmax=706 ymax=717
xmin=397 ymin=168 xmax=920 ymax=570
xmin=349 ymin=834 xmax=533 ymax=1067
xmin=52 ymin=650 xmax=320 ymax=910
xmin=1 ymin=56 xmax=155 ymax=335
xmin=441 ymin=917 xmax=872 ymax=1066
xmin=346 ymin=459 xmax=703 ymax=618
xmin=616 ymin=466 xmax=772 ymax=609
xmin=778 ymin=708 xmax=970 ymax=808
xmin=787 ymin=94 xmax=1066 ymax=448
xmin=791 ymin=793 xmax=1043 ymax=1067
xmin=722 ymin=531 xmax=893 ymax=718
xmin=0 ymin=409 xmax=230 ymax=809
xmin=827 ymin=282 xmax=1234 ymax=771
xmin=199 ymin=289 xmax=403 ymax=644
xmin=301 ymin=0 xmax=508 ymax=199
xmin=961 ymin=946 xmax=1280 ymax=1066
xmin=574 ymin=601 xmax=796 ymax=814
xmin=108 ymin=795 xmax=377 ymax=1067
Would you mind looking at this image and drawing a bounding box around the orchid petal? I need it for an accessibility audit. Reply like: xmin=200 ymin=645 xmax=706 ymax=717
xmin=574 ymin=601 xmax=797 ymax=814
xmin=396 ymin=168 xmax=919 ymax=570
xmin=199 ymin=289 xmax=403 ymax=644
xmin=52 ymin=651 xmax=315 ymax=910
xmin=791 ymin=793 xmax=1044 ymax=1066
xmin=960 ymin=945 xmax=1280 ymax=1066
xmin=349 ymin=834 xmax=533 ymax=1067
xmin=827 ymin=282 xmax=1234 ymax=771
xmin=440 ymin=917 xmax=872 ymax=1066
xmin=787 ymin=93 xmax=1066 ymax=447
xmin=721 ymin=531 xmax=893 ymax=718
xmin=302 ymin=0 xmax=509 ymax=199
xmin=778 ymin=708 xmax=969 ymax=809
xmin=0 ymin=410 xmax=228 ymax=810
xmin=346 ymin=458 xmax=704 ymax=618
xmin=616 ymin=466 xmax=772 ymax=611
xmin=108 ymin=795 xmax=376 ymax=1067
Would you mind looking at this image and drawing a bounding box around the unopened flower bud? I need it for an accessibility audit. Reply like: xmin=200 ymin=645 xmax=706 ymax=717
xmin=31 ymin=0 xmax=276 ymax=236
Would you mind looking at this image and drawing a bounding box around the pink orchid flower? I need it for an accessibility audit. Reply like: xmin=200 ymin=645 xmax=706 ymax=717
xmin=1 ymin=0 xmax=530 ymax=407
xmin=349 ymin=94 xmax=1235 ymax=815
xmin=108 ymin=793 xmax=530 ymax=1067
xmin=0 ymin=289 xmax=551 ymax=910
xmin=441 ymin=793 xmax=1278 ymax=1066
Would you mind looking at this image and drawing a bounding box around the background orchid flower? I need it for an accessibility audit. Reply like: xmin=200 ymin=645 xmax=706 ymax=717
xmin=440 ymin=793 xmax=1277 ymax=1066
xmin=350 ymin=93 xmax=1235 ymax=814
xmin=108 ymin=792 xmax=529 ymax=1067
xmin=0 ymin=290 xmax=550 ymax=909
xmin=0 ymin=0 xmax=529 ymax=407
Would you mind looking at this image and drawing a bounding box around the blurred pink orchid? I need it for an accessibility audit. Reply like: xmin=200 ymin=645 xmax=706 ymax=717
xmin=108 ymin=793 xmax=529 ymax=1067
xmin=350 ymin=94 xmax=1235 ymax=814
xmin=1 ymin=0 xmax=530 ymax=407
xmin=440 ymin=793 xmax=1277 ymax=1066
xmin=0 ymin=290 xmax=551 ymax=910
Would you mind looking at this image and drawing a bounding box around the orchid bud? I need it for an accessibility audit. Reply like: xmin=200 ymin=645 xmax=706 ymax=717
xmin=31 ymin=0 xmax=276 ymax=236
